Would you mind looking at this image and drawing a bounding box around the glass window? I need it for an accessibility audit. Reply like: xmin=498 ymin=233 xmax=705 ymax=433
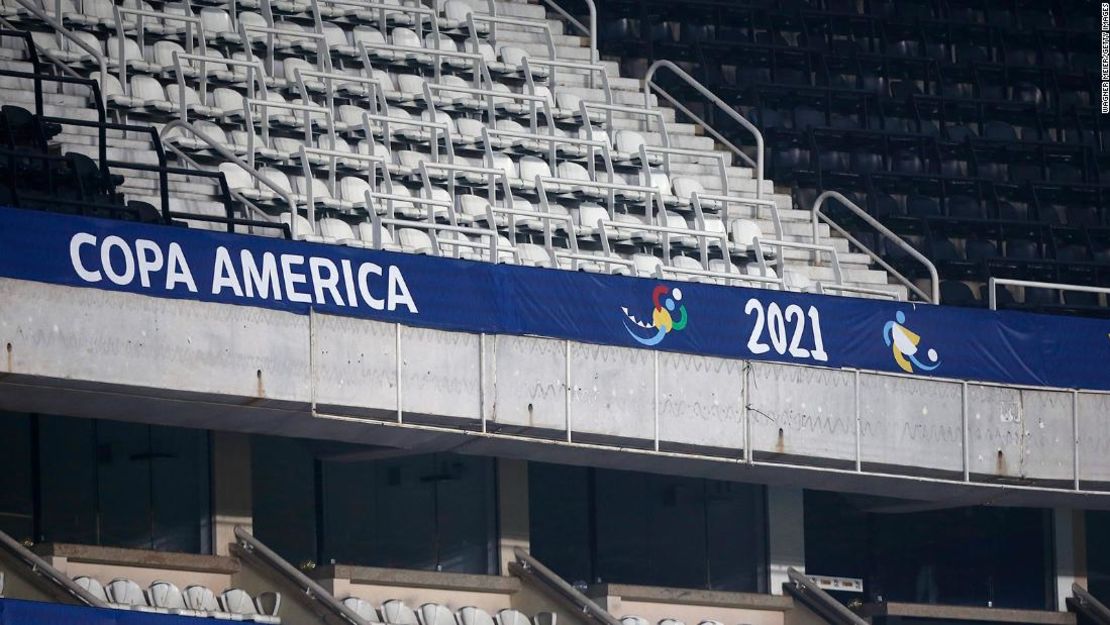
xmin=252 ymin=435 xmax=318 ymax=567
xmin=1087 ymin=510 xmax=1110 ymax=602
xmin=530 ymin=463 xmax=766 ymax=592
xmin=253 ymin=436 xmax=499 ymax=575
xmin=0 ymin=413 xmax=34 ymax=542
xmin=320 ymin=453 xmax=497 ymax=573
xmin=805 ymin=491 xmax=1052 ymax=609
xmin=36 ymin=414 xmax=211 ymax=553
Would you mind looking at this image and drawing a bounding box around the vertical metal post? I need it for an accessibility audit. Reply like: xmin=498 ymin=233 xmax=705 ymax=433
xmin=564 ymin=340 xmax=572 ymax=443
xmin=395 ymin=323 xmax=403 ymax=423
xmin=653 ymin=350 xmax=660 ymax=452
xmin=854 ymin=370 xmax=862 ymax=472
xmin=962 ymin=381 xmax=970 ymax=482
xmin=308 ymin=308 xmax=316 ymax=413
xmin=743 ymin=362 xmax=753 ymax=464
xmin=479 ymin=333 xmax=486 ymax=434
xmin=1073 ymin=390 xmax=1081 ymax=491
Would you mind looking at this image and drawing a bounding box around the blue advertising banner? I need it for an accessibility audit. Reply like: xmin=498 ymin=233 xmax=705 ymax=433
xmin=0 ymin=597 xmax=220 ymax=624
xmin=0 ymin=206 xmax=1106 ymax=391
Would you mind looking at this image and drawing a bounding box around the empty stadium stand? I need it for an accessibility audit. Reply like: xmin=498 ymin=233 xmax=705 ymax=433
xmin=0 ymin=0 xmax=911 ymax=301
xmin=597 ymin=0 xmax=1110 ymax=314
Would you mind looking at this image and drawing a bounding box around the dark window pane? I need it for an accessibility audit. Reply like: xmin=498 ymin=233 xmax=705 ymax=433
xmin=0 ymin=412 xmax=33 ymax=542
xmin=529 ymin=463 xmax=591 ymax=585
xmin=96 ymin=420 xmax=154 ymax=549
xmin=38 ymin=415 xmax=210 ymax=553
xmin=532 ymin=464 xmax=765 ymax=591
xmin=1088 ymin=510 xmax=1110 ymax=602
xmin=317 ymin=451 xmax=496 ymax=573
xmin=38 ymin=415 xmax=98 ymax=545
xmin=805 ymin=492 xmax=1051 ymax=609
xmin=435 ymin=455 xmax=497 ymax=573
xmin=150 ymin=427 xmax=210 ymax=553
xmin=252 ymin=435 xmax=318 ymax=567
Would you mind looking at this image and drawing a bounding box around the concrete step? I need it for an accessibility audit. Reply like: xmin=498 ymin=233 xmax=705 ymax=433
xmin=494 ymin=29 xmax=584 ymax=47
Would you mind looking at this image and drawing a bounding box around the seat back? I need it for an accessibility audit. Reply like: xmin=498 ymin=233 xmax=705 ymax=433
xmin=458 ymin=607 xmax=495 ymax=625
xmin=383 ymin=599 xmax=419 ymax=625
xmin=149 ymin=581 xmax=188 ymax=610
xmin=220 ymin=588 xmax=259 ymax=617
xmin=183 ymin=585 xmax=220 ymax=612
xmin=106 ymin=578 xmax=148 ymax=607
xmin=343 ymin=597 xmax=380 ymax=622
xmin=420 ymin=603 xmax=458 ymax=625
xmin=73 ymin=576 xmax=109 ymax=603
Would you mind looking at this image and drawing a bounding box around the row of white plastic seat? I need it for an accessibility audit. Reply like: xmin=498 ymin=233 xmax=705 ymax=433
xmin=73 ymin=575 xmax=281 ymax=622
xmin=6 ymin=0 xmax=486 ymax=37
xmin=273 ymin=209 xmax=781 ymax=285
xmin=621 ymin=616 xmax=732 ymax=625
xmin=341 ymin=598 xmax=552 ymax=625
xmin=215 ymin=160 xmax=732 ymax=226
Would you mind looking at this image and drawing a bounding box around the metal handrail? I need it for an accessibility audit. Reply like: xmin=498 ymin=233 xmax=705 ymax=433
xmin=510 ymin=548 xmax=621 ymax=625
xmin=1070 ymin=583 xmax=1110 ymax=625
xmin=161 ymin=119 xmax=300 ymax=236
xmin=482 ymin=127 xmax=615 ymax=183
xmin=580 ymin=101 xmax=669 ymax=154
xmin=13 ymin=0 xmax=108 ymax=105
xmin=754 ymin=237 xmax=843 ymax=286
xmin=233 ymin=527 xmax=367 ymax=625
xmin=520 ymin=55 xmax=609 ymax=100
xmin=785 ymin=568 xmax=869 ymax=625
xmin=657 ymin=262 xmax=782 ymax=288
xmin=424 ymin=81 xmax=559 ymax=134
xmin=692 ymin=191 xmax=782 ymax=239
xmin=0 ymin=529 xmax=108 ymax=608
xmin=596 ymin=218 xmax=733 ymax=275
xmin=172 ymin=52 xmax=268 ymax=124
xmin=988 ymin=278 xmax=1110 ymax=310
xmin=639 ymin=144 xmax=729 ymax=197
xmin=371 ymin=210 xmax=507 ymax=263
xmin=642 ymin=60 xmax=764 ymax=199
xmin=812 ymin=190 xmax=938 ymax=304
xmin=818 ymin=283 xmax=902 ymax=300
xmin=113 ymin=6 xmax=202 ymax=95
xmin=488 ymin=205 xmax=590 ymax=270
xmin=534 ymin=0 xmax=596 ymax=69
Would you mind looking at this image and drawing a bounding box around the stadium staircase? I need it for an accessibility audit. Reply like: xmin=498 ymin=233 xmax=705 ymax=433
xmin=0 ymin=0 xmax=912 ymax=300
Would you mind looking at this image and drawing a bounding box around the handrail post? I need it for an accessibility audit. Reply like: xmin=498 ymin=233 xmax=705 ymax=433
xmin=642 ymin=59 xmax=764 ymax=199
xmin=0 ymin=529 xmax=108 ymax=608
xmin=812 ymin=190 xmax=939 ymax=304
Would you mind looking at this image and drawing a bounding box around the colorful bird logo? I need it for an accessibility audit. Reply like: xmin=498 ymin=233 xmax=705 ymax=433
xmin=883 ymin=310 xmax=940 ymax=373
xmin=622 ymin=285 xmax=688 ymax=346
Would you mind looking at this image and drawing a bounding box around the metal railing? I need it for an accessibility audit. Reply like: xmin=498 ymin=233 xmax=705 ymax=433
xmin=161 ymin=119 xmax=299 ymax=236
xmin=234 ymin=526 xmax=368 ymax=625
xmin=12 ymin=0 xmax=107 ymax=104
xmin=113 ymin=5 xmax=203 ymax=94
xmin=642 ymin=60 xmax=764 ymax=200
xmin=754 ymin=237 xmax=843 ymax=286
xmin=509 ymin=548 xmax=621 ymax=625
xmin=1069 ymin=583 xmax=1110 ymax=625
xmin=785 ymin=568 xmax=869 ymax=625
xmin=988 ymin=278 xmax=1110 ymax=311
xmin=0 ymin=529 xmax=108 ymax=608
xmin=812 ymin=190 xmax=938 ymax=304
xmin=534 ymin=0 xmax=596 ymax=68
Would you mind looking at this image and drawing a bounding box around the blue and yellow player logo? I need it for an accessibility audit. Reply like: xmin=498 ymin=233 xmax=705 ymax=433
xmin=883 ymin=311 xmax=939 ymax=373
